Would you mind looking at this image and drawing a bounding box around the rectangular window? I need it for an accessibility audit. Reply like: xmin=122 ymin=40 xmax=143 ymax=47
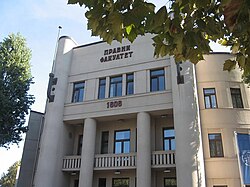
xmin=72 ymin=82 xmax=85 ymax=102
xmin=164 ymin=178 xmax=177 ymax=187
xmin=77 ymin=135 xmax=83 ymax=155
xmin=109 ymin=75 xmax=122 ymax=97
xmin=203 ymin=88 xmax=217 ymax=108
xmin=208 ymin=133 xmax=224 ymax=157
xmin=150 ymin=69 xmax=165 ymax=92
xmin=98 ymin=78 xmax=106 ymax=99
xmin=230 ymin=88 xmax=243 ymax=108
xmin=112 ymin=178 xmax=129 ymax=187
xmin=99 ymin=178 xmax=106 ymax=187
xmin=74 ymin=180 xmax=79 ymax=187
xmin=114 ymin=130 xmax=130 ymax=154
xmin=163 ymin=128 xmax=176 ymax=151
xmin=126 ymin=73 xmax=134 ymax=95
xmin=101 ymin=131 xmax=109 ymax=154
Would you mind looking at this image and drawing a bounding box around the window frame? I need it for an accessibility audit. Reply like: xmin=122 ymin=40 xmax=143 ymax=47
xmin=112 ymin=178 xmax=129 ymax=187
xmin=163 ymin=128 xmax=176 ymax=151
xmin=101 ymin=131 xmax=109 ymax=154
xmin=109 ymin=75 xmax=123 ymax=97
xmin=150 ymin=68 xmax=165 ymax=92
xmin=164 ymin=177 xmax=177 ymax=187
xmin=126 ymin=73 xmax=134 ymax=95
xmin=77 ymin=135 xmax=83 ymax=155
xmin=203 ymin=88 xmax=218 ymax=109
xmin=114 ymin=129 xmax=130 ymax=154
xmin=72 ymin=81 xmax=85 ymax=103
xmin=230 ymin=88 xmax=244 ymax=108
xmin=208 ymin=133 xmax=224 ymax=158
xmin=98 ymin=78 xmax=106 ymax=99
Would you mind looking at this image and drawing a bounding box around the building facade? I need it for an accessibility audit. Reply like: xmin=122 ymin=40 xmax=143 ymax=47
xmin=19 ymin=34 xmax=250 ymax=187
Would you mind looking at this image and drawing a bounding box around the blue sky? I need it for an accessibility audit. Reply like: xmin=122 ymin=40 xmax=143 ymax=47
xmin=0 ymin=0 xmax=229 ymax=175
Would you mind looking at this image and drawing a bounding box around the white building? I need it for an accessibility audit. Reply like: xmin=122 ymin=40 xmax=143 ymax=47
xmin=18 ymin=34 xmax=250 ymax=187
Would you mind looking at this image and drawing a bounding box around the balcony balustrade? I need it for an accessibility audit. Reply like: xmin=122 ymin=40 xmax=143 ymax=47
xmin=62 ymin=151 xmax=175 ymax=171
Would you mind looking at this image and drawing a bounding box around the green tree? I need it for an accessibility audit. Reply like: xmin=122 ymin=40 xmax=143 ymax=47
xmin=68 ymin=0 xmax=250 ymax=82
xmin=0 ymin=33 xmax=35 ymax=148
xmin=0 ymin=161 xmax=20 ymax=187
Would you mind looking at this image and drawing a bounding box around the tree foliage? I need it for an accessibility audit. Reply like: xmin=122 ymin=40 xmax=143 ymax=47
xmin=0 ymin=161 xmax=20 ymax=187
xmin=68 ymin=0 xmax=250 ymax=82
xmin=0 ymin=33 xmax=34 ymax=148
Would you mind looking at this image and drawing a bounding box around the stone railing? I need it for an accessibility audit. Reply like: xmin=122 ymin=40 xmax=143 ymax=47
xmin=152 ymin=150 xmax=175 ymax=168
xmin=62 ymin=151 xmax=175 ymax=171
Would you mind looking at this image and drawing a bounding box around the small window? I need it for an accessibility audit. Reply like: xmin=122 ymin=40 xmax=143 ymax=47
xmin=126 ymin=73 xmax=134 ymax=95
xmin=77 ymin=135 xmax=83 ymax=155
xmin=112 ymin=178 xmax=129 ymax=187
xmin=110 ymin=76 xmax=122 ymax=97
xmin=114 ymin=130 xmax=130 ymax=154
xmin=163 ymin=128 xmax=175 ymax=151
xmin=164 ymin=178 xmax=177 ymax=187
xmin=230 ymin=88 xmax=243 ymax=108
xmin=74 ymin=180 xmax=79 ymax=187
xmin=208 ymin=133 xmax=224 ymax=157
xmin=150 ymin=69 xmax=165 ymax=92
xmin=72 ymin=82 xmax=85 ymax=102
xmin=203 ymin=88 xmax=217 ymax=108
xmin=99 ymin=178 xmax=106 ymax=187
xmin=98 ymin=78 xmax=106 ymax=99
xmin=101 ymin=131 xmax=109 ymax=154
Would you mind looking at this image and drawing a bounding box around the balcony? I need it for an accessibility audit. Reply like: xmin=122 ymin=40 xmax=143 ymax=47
xmin=62 ymin=151 xmax=175 ymax=171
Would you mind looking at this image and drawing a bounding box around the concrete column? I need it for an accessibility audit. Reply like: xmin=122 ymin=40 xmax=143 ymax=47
xmin=171 ymin=59 xmax=206 ymax=187
xmin=33 ymin=36 xmax=77 ymax=187
xmin=79 ymin=118 xmax=97 ymax=187
xmin=136 ymin=112 xmax=151 ymax=187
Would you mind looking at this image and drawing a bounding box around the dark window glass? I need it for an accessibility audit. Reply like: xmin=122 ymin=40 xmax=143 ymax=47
xmin=164 ymin=178 xmax=177 ymax=187
xmin=114 ymin=130 xmax=130 ymax=154
xmin=213 ymin=186 xmax=227 ymax=187
xmin=126 ymin=73 xmax=134 ymax=95
xmin=150 ymin=69 xmax=165 ymax=92
xmin=101 ymin=131 xmax=109 ymax=154
xmin=230 ymin=88 xmax=243 ymax=108
xmin=208 ymin=133 xmax=224 ymax=157
xmin=72 ymin=82 xmax=85 ymax=102
xmin=74 ymin=180 xmax=79 ymax=187
xmin=99 ymin=178 xmax=106 ymax=187
xmin=163 ymin=128 xmax=175 ymax=150
xmin=110 ymin=76 xmax=122 ymax=97
xmin=112 ymin=178 xmax=129 ymax=187
xmin=203 ymin=88 xmax=217 ymax=108
xmin=98 ymin=78 xmax=106 ymax=99
xmin=77 ymin=135 xmax=83 ymax=155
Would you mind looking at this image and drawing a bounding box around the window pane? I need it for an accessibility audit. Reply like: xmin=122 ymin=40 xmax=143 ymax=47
xmin=204 ymin=88 xmax=217 ymax=109
xmin=208 ymin=133 xmax=224 ymax=157
xmin=99 ymin=178 xmax=106 ymax=187
xmin=98 ymin=79 xmax=106 ymax=99
xmin=211 ymin=95 xmax=217 ymax=108
xmin=110 ymin=84 xmax=115 ymax=97
xmin=117 ymin=82 xmax=122 ymax=96
xmin=204 ymin=96 xmax=211 ymax=108
xmin=127 ymin=82 xmax=134 ymax=95
xmin=171 ymin=139 xmax=176 ymax=150
xmin=151 ymin=78 xmax=158 ymax=91
xmin=231 ymin=88 xmax=243 ymax=108
xmin=204 ymin=88 xmax=215 ymax=94
xmin=72 ymin=82 xmax=84 ymax=102
xmin=116 ymin=131 xmax=130 ymax=140
xmin=164 ymin=140 xmax=170 ymax=150
xmin=115 ymin=142 xmax=122 ymax=154
xmin=123 ymin=141 xmax=130 ymax=153
xmin=164 ymin=129 xmax=175 ymax=137
xmin=159 ymin=76 xmax=165 ymax=91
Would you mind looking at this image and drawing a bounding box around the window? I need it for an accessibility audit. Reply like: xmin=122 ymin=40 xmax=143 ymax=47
xmin=98 ymin=78 xmax=106 ymax=99
xmin=99 ymin=178 xmax=106 ymax=187
xmin=213 ymin=186 xmax=227 ymax=187
xmin=77 ymin=135 xmax=83 ymax=155
xmin=203 ymin=88 xmax=217 ymax=108
xmin=110 ymin=76 xmax=122 ymax=97
xmin=208 ymin=133 xmax=224 ymax=157
xmin=112 ymin=178 xmax=129 ymax=187
xmin=163 ymin=128 xmax=176 ymax=151
xmin=126 ymin=73 xmax=134 ymax=95
xmin=164 ymin=178 xmax=177 ymax=187
xmin=72 ymin=82 xmax=85 ymax=102
xmin=230 ymin=88 xmax=243 ymax=108
xmin=114 ymin=130 xmax=130 ymax=154
xmin=74 ymin=180 xmax=79 ymax=187
xmin=101 ymin=131 xmax=109 ymax=154
xmin=150 ymin=69 xmax=165 ymax=92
